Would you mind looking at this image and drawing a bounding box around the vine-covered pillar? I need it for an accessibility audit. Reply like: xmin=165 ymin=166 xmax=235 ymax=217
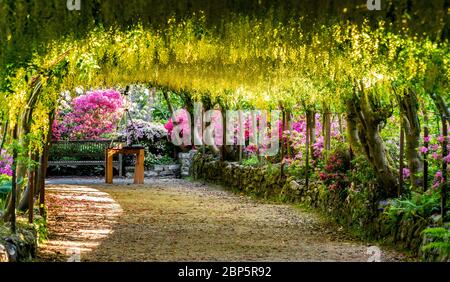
xmin=221 ymin=109 xmax=226 ymax=162
xmin=280 ymin=107 xmax=286 ymax=176
xmin=399 ymin=118 xmax=405 ymax=197
xmin=286 ymin=111 xmax=292 ymax=159
xmin=399 ymin=90 xmax=423 ymax=192
xmin=238 ymin=110 xmax=244 ymax=163
xmin=37 ymin=110 xmax=56 ymax=217
xmin=423 ymin=113 xmax=429 ymax=192
xmin=441 ymin=115 xmax=448 ymax=225
xmin=7 ymin=124 xmax=18 ymax=232
xmin=309 ymin=111 xmax=316 ymax=158
xmin=305 ymin=110 xmax=312 ymax=190
xmin=322 ymin=104 xmax=331 ymax=152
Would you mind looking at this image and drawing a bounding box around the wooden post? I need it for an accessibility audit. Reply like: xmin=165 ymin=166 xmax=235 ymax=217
xmin=105 ymin=149 xmax=114 ymax=184
xmin=134 ymin=149 xmax=145 ymax=184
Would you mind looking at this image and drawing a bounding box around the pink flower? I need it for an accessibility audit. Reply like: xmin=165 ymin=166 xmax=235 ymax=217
xmin=444 ymin=154 xmax=450 ymax=164
xmin=420 ymin=147 xmax=429 ymax=154
xmin=424 ymin=136 xmax=431 ymax=143
xmin=0 ymin=149 xmax=13 ymax=176
xmin=164 ymin=119 xmax=174 ymax=134
xmin=53 ymin=89 xmax=124 ymax=140
xmin=437 ymin=135 xmax=445 ymax=143
xmin=402 ymin=168 xmax=410 ymax=180
xmin=433 ymin=170 xmax=444 ymax=189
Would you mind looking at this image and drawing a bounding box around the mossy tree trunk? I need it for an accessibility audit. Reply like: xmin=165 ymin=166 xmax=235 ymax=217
xmin=399 ymin=89 xmax=423 ymax=192
xmin=347 ymin=83 xmax=398 ymax=197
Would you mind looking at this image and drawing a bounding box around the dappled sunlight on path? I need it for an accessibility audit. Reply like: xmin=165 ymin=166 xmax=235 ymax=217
xmin=37 ymin=185 xmax=123 ymax=261
xmin=37 ymin=179 xmax=410 ymax=262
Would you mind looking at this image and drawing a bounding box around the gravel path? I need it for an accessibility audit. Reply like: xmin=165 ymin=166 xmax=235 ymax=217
xmin=37 ymin=178 xmax=411 ymax=262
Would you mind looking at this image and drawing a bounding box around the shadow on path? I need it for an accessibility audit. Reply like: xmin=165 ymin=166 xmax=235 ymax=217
xmin=36 ymin=184 xmax=123 ymax=262
xmin=38 ymin=178 xmax=410 ymax=262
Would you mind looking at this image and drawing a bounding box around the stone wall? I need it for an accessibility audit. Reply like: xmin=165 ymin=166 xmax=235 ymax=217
xmin=179 ymin=150 xmax=197 ymax=177
xmin=125 ymin=164 xmax=181 ymax=178
xmin=192 ymin=153 xmax=434 ymax=257
xmin=0 ymin=223 xmax=39 ymax=262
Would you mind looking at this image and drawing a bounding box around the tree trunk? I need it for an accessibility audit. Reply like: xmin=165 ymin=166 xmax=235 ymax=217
xmin=35 ymin=110 xmax=55 ymax=218
xmin=307 ymin=111 xmax=316 ymax=158
xmin=399 ymin=90 xmax=423 ymax=191
xmin=15 ymin=77 xmax=43 ymax=204
xmin=349 ymin=84 xmax=398 ymax=197
xmin=324 ymin=111 xmax=331 ymax=151
xmin=345 ymin=99 xmax=361 ymax=154
xmin=0 ymin=119 xmax=8 ymax=150
xmin=3 ymin=124 xmax=18 ymax=225
xmin=286 ymin=112 xmax=292 ymax=159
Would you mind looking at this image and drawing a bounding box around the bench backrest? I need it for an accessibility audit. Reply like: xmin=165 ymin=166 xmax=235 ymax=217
xmin=49 ymin=140 xmax=125 ymax=161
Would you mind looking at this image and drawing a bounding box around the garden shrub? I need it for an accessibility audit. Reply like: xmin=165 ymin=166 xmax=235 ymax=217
xmin=385 ymin=189 xmax=447 ymax=224
xmin=53 ymin=89 xmax=124 ymax=140
xmin=420 ymin=224 xmax=450 ymax=262
xmin=119 ymin=119 xmax=176 ymax=167
xmin=319 ymin=145 xmax=351 ymax=191
xmin=242 ymin=155 xmax=259 ymax=167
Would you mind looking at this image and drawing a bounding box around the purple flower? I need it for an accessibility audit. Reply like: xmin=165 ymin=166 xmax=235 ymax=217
xmin=444 ymin=154 xmax=450 ymax=164
xmin=433 ymin=170 xmax=444 ymax=189
xmin=402 ymin=168 xmax=410 ymax=180
xmin=0 ymin=149 xmax=13 ymax=176
xmin=424 ymin=136 xmax=431 ymax=143
xmin=420 ymin=146 xmax=429 ymax=154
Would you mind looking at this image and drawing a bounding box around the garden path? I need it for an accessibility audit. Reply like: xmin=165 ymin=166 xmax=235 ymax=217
xmin=37 ymin=178 xmax=410 ymax=262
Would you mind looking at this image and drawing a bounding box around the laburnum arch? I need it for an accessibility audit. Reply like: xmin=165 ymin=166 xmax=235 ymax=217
xmin=0 ymin=8 xmax=449 ymax=226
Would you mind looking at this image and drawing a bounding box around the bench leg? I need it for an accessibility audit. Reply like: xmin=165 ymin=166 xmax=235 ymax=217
xmin=106 ymin=152 xmax=114 ymax=184
xmin=134 ymin=149 xmax=145 ymax=184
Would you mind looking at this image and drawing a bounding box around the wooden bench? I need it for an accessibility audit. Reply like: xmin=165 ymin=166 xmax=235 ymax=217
xmin=48 ymin=140 xmax=125 ymax=177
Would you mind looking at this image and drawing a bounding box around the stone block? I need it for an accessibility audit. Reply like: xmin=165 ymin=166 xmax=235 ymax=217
xmin=145 ymin=171 xmax=159 ymax=177
xmin=154 ymin=165 xmax=164 ymax=172
xmin=169 ymin=164 xmax=181 ymax=171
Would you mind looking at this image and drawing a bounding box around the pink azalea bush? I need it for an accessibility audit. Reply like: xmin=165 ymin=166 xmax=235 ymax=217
xmin=419 ymin=133 xmax=450 ymax=189
xmin=53 ymin=89 xmax=124 ymax=140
